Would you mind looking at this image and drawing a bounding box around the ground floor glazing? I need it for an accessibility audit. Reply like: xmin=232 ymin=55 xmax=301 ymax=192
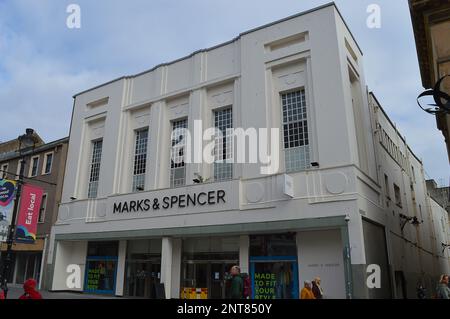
xmin=51 ymin=229 xmax=350 ymax=299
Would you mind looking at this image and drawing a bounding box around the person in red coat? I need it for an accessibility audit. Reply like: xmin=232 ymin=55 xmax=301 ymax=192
xmin=0 ymin=290 xmax=5 ymax=300
xmin=19 ymin=279 xmax=42 ymax=300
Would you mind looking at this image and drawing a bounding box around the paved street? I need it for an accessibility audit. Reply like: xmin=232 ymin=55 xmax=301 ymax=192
xmin=3 ymin=284 xmax=121 ymax=299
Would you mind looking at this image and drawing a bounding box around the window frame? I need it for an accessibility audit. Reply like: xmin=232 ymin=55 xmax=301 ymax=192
xmin=170 ymin=118 xmax=188 ymax=188
xmin=132 ymin=127 xmax=149 ymax=192
xmin=29 ymin=155 xmax=40 ymax=178
xmin=16 ymin=159 xmax=25 ymax=180
xmin=213 ymin=106 xmax=233 ymax=182
xmin=88 ymin=139 xmax=103 ymax=199
xmin=393 ymin=183 xmax=402 ymax=208
xmin=280 ymin=88 xmax=311 ymax=173
xmin=384 ymin=174 xmax=391 ymax=200
xmin=42 ymin=151 xmax=54 ymax=175
xmin=38 ymin=193 xmax=48 ymax=224
xmin=1 ymin=163 xmax=8 ymax=179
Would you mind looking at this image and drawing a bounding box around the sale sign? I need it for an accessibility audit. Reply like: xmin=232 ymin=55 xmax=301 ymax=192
xmin=0 ymin=179 xmax=17 ymax=242
xmin=15 ymin=184 xmax=43 ymax=244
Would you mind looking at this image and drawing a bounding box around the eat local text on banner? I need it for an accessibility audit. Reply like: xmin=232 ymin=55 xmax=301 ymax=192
xmin=0 ymin=179 xmax=17 ymax=242
xmin=16 ymin=184 xmax=44 ymax=244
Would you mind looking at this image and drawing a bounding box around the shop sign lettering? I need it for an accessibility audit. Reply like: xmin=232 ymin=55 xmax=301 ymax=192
xmin=254 ymin=273 xmax=277 ymax=299
xmin=112 ymin=190 xmax=226 ymax=214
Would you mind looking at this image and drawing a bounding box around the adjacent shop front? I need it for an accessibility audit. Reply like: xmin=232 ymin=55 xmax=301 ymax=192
xmin=1 ymin=239 xmax=45 ymax=286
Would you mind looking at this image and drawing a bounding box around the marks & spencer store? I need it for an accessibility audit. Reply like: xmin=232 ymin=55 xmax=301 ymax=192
xmin=46 ymin=4 xmax=386 ymax=299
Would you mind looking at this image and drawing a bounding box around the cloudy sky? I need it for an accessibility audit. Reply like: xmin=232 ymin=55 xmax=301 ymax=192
xmin=0 ymin=0 xmax=447 ymax=183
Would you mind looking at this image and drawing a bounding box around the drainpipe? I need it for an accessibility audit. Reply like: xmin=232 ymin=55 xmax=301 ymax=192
xmin=38 ymin=235 xmax=49 ymax=290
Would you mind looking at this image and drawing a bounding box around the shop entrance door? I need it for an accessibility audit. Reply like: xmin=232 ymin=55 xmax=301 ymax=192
xmin=250 ymin=257 xmax=299 ymax=299
xmin=210 ymin=262 xmax=236 ymax=299
xmin=126 ymin=260 xmax=161 ymax=298
xmin=182 ymin=261 xmax=237 ymax=299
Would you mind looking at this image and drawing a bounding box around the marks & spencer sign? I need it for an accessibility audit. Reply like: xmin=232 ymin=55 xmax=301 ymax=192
xmin=112 ymin=190 xmax=226 ymax=214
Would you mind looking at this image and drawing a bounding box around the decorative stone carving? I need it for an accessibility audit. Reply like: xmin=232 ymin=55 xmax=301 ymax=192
xmin=246 ymin=182 xmax=264 ymax=203
xmin=324 ymin=172 xmax=348 ymax=195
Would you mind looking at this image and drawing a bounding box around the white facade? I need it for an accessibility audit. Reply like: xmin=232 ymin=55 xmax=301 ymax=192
xmin=368 ymin=94 xmax=450 ymax=298
xmin=48 ymin=3 xmax=449 ymax=299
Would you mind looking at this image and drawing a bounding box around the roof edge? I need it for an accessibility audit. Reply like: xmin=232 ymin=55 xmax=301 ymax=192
xmin=0 ymin=136 xmax=69 ymax=162
xmin=369 ymin=92 xmax=423 ymax=165
xmin=74 ymin=2 xmax=363 ymax=98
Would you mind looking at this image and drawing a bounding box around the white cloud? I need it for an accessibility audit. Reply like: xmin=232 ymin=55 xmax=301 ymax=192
xmin=0 ymin=0 xmax=447 ymax=182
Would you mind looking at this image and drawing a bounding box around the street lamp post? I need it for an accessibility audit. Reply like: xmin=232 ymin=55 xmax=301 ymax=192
xmin=0 ymin=129 xmax=38 ymax=298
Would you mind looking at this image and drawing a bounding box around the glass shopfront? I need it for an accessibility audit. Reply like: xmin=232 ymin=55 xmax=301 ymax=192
xmin=181 ymin=237 xmax=239 ymax=299
xmin=250 ymin=233 xmax=299 ymax=299
xmin=84 ymin=241 xmax=119 ymax=295
xmin=9 ymin=252 xmax=42 ymax=285
xmin=124 ymin=239 xmax=162 ymax=298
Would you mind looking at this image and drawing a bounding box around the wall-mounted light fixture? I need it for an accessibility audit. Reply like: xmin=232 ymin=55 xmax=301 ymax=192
xmin=193 ymin=173 xmax=209 ymax=184
xmin=399 ymin=213 xmax=423 ymax=231
xmin=417 ymin=75 xmax=450 ymax=115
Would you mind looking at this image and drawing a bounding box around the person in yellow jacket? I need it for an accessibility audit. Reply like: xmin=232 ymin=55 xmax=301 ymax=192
xmin=300 ymin=281 xmax=316 ymax=299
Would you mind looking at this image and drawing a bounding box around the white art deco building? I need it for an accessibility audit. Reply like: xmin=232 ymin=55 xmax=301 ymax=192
xmin=47 ymin=3 xmax=450 ymax=299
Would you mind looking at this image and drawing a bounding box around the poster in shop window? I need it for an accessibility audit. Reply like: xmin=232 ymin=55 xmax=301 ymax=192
xmin=15 ymin=183 xmax=43 ymax=244
xmin=0 ymin=179 xmax=17 ymax=243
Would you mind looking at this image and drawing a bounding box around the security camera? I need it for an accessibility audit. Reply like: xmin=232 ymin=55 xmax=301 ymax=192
xmin=345 ymin=215 xmax=350 ymax=222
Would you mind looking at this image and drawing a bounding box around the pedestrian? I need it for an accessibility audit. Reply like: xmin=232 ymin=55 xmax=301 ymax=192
xmin=229 ymin=265 xmax=244 ymax=299
xmin=416 ymin=283 xmax=426 ymax=299
xmin=312 ymin=277 xmax=324 ymax=299
xmin=0 ymin=290 xmax=4 ymax=300
xmin=436 ymin=274 xmax=450 ymax=299
xmin=300 ymin=280 xmax=316 ymax=299
xmin=19 ymin=279 xmax=42 ymax=300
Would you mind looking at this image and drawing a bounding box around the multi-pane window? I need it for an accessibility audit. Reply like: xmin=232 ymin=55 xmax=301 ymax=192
xmin=384 ymin=174 xmax=390 ymax=198
xmin=39 ymin=194 xmax=47 ymax=223
xmin=132 ymin=128 xmax=149 ymax=192
xmin=384 ymin=174 xmax=390 ymax=207
xmin=16 ymin=160 xmax=25 ymax=180
xmin=170 ymin=119 xmax=187 ymax=188
xmin=43 ymin=152 xmax=53 ymax=175
xmin=411 ymin=166 xmax=416 ymax=183
xmin=214 ymin=107 xmax=233 ymax=181
xmin=29 ymin=156 xmax=39 ymax=177
xmin=282 ymin=90 xmax=310 ymax=172
xmin=88 ymin=140 xmax=103 ymax=199
xmin=394 ymin=184 xmax=402 ymax=208
xmin=1 ymin=164 xmax=8 ymax=179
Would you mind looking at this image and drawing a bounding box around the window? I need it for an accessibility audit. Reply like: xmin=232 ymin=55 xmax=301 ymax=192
xmin=411 ymin=166 xmax=416 ymax=183
xmin=1 ymin=163 xmax=8 ymax=179
xmin=132 ymin=128 xmax=149 ymax=192
xmin=394 ymin=184 xmax=402 ymax=208
xmin=29 ymin=156 xmax=39 ymax=177
xmin=38 ymin=193 xmax=47 ymax=223
xmin=42 ymin=152 xmax=53 ymax=175
xmin=214 ymin=107 xmax=233 ymax=181
xmin=282 ymin=90 xmax=310 ymax=172
xmin=88 ymin=140 xmax=103 ymax=199
xmin=384 ymin=174 xmax=390 ymax=199
xmin=16 ymin=160 xmax=25 ymax=180
xmin=170 ymin=119 xmax=187 ymax=187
